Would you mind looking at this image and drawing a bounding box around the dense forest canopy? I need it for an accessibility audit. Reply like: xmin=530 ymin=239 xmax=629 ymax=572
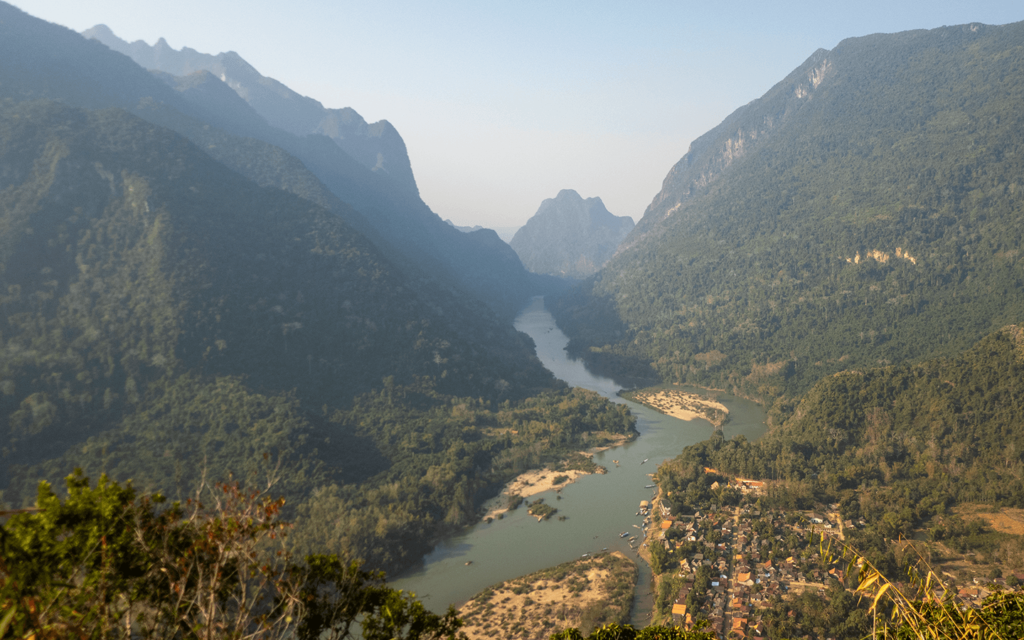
xmin=655 ymin=325 xmax=1024 ymax=570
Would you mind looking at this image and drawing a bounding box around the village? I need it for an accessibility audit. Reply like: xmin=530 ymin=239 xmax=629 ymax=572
xmin=636 ymin=471 xmax=1024 ymax=639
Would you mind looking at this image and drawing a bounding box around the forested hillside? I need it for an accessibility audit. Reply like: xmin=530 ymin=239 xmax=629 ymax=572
xmin=0 ymin=99 xmax=636 ymax=571
xmin=0 ymin=0 xmax=639 ymax=575
xmin=552 ymin=21 xmax=1024 ymax=404
xmin=659 ymin=325 xmax=1024 ymax=563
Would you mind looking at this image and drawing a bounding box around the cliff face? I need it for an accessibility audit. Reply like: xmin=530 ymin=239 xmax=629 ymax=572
xmin=626 ymin=48 xmax=834 ymax=251
xmin=510 ymin=189 xmax=634 ymax=280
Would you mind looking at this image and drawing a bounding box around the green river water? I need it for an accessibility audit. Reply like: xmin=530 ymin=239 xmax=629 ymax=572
xmin=392 ymin=297 xmax=767 ymax=624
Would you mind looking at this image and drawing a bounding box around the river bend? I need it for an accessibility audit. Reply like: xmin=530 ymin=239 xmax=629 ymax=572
xmin=393 ymin=297 xmax=767 ymax=622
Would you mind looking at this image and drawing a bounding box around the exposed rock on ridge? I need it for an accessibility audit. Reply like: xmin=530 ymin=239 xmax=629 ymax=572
xmin=626 ymin=48 xmax=834 ymax=251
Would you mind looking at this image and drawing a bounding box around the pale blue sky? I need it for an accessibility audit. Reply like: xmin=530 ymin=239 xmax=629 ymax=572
xmin=10 ymin=1 xmax=1024 ymax=228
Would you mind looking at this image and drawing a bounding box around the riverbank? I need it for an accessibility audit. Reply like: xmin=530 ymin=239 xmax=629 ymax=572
xmin=457 ymin=551 xmax=637 ymax=640
xmin=638 ymin=486 xmax=667 ymax=625
xmin=622 ymin=387 xmax=729 ymax=428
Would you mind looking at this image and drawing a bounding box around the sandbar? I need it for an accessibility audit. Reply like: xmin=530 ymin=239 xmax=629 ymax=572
xmin=627 ymin=389 xmax=728 ymax=426
xmin=481 ymin=468 xmax=587 ymax=520
xmin=479 ymin=438 xmax=626 ymax=521
xmin=457 ymin=551 xmax=636 ymax=640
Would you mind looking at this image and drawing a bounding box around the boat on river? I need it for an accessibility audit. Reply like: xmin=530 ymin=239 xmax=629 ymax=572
xmin=641 ymin=458 xmax=649 ymax=464
xmin=645 ymin=484 xmax=656 ymax=488
xmin=619 ymin=531 xmax=629 ymax=538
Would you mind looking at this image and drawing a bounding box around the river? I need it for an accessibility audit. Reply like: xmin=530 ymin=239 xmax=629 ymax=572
xmin=392 ymin=296 xmax=766 ymax=623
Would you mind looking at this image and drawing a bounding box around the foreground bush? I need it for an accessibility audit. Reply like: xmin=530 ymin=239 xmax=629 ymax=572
xmin=0 ymin=469 xmax=461 ymax=640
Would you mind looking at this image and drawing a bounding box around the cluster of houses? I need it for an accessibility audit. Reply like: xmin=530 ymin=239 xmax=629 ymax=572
xmin=954 ymin=574 xmax=1024 ymax=608
xmin=650 ymin=496 xmax=1024 ymax=639
xmin=657 ymin=504 xmax=858 ymax=638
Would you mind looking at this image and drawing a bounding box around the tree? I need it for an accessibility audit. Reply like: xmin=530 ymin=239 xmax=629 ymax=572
xmin=649 ymin=541 xmax=668 ymax=575
xmin=0 ymin=469 xmax=463 ymax=640
xmin=550 ymin=622 xmax=714 ymax=639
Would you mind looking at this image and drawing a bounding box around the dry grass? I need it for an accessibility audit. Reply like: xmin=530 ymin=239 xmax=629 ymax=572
xmin=952 ymin=505 xmax=1024 ymax=537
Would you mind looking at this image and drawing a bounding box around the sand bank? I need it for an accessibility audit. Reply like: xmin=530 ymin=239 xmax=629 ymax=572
xmin=457 ymin=552 xmax=636 ymax=640
xmin=481 ymin=468 xmax=587 ymax=520
xmin=626 ymin=388 xmax=728 ymax=427
xmin=480 ymin=438 xmax=626 ymax=521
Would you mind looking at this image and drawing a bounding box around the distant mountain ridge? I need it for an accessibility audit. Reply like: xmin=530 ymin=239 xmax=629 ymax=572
xmin=445 ymin=220 xmax=520 ymax=244
xmin=82 ymin=24 xmax=418 ymax=196
xmin=510 ymin=189 xmax=634 ymax=280
xmin=0 ymin=5 xmax=538 ymax=319
xmin=551 ymin=20 xmax=1024 ymax=399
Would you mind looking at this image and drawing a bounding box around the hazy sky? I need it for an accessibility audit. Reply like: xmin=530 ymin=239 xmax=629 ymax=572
xmin=10 ymin=1 xmax=1024 ymax=229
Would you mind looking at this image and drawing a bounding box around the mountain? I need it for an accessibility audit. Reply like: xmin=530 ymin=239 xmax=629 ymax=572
xmin=0 ymin=3 xmax=643 ymax=573
xmin=0 ymin=98 xmax=549 ymax=460
xmin=551 ymin=21 xmax=1024 ymax=399
xmin=446 ymin=219 xmax=521 ymax=244
xmin=447 ymin=221 xmax=489 ymax=233
xmin=34 ymin=15 xmax=534 ymax=320
xmin=82 ymin=24 xmax=418 ymax=195
xmin=510 ymin=189 xmax=634 ymax=280
xmin=0 ymin=97 xmax=641 ymax=571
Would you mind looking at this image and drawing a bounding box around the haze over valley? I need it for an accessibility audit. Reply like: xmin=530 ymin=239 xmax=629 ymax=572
xmin=3 ymin=3 xmax=1024 ymax=639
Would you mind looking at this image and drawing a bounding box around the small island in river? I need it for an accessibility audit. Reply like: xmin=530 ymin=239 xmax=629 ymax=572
xmin=621 ymin=386 xmax=728 ymax=427
xmin=479 ymin=436 xmax=629 ymax=521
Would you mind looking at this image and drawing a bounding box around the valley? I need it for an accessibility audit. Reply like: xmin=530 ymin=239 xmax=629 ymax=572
xmin=2 ymin=4 xmax=1024 ymax=639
